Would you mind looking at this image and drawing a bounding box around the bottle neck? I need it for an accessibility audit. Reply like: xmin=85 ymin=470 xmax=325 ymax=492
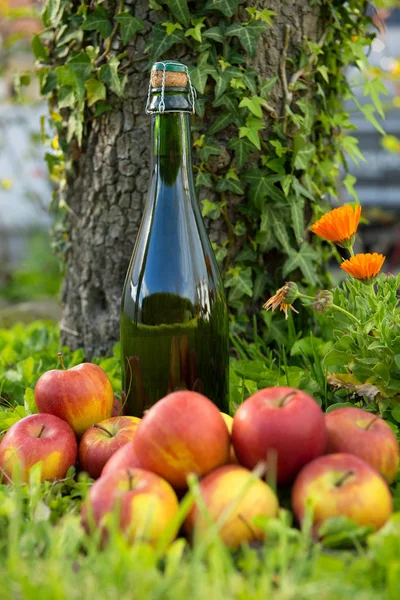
xmin=151 ymin=108 xmax=194 ymax=187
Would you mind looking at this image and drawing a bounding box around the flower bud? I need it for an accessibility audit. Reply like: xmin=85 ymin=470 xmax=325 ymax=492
xmin=311 ymin=290 xmax=334 ymax=314
xmin=282 ymin=282 xmax=299 ymax=305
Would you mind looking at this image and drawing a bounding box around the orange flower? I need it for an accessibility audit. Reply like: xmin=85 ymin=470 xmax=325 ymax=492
xmin=340 ymin=253 xmax=386 ymax=280
xmin=263 ymin=283 xmax=299 ymax=320
xmin=311 ymin=204 xmax=361 ymax=245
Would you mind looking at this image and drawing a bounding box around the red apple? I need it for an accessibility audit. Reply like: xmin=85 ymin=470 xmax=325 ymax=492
xmin=292 ymin=453 xmax=393 ymax=534
xmin=184 ymin=464 xmax=279 ymax=548
xmin=133 ymin=391 xmax=230 ymax=491
xmin=81 ymin=467 xmax=179 ymax=545
xmin=232 ymin=387 xmax=327 ymax=485
xmin=79 ymin=416 xmax=141 ymax=479
xmin=34 ymin=355 xmax=114 ymax=437
xmin=325 ymin=407 xmax=399 ymax=483
xmin=101 ymin=442 xmax=141 ymax=477
xmin=0 ymin=413 xmax=77 ymax=483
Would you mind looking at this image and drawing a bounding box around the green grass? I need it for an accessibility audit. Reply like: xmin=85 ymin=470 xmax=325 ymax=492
xmin=0 ymin=321 xmax=400 ymax=599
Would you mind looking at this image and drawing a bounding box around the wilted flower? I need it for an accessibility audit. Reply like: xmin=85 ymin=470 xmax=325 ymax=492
xmin=311 ymin=204 xmax=361 ymax=247
xmin=340 ymin=253 xmax=386 ymax=281
xmin=263 ymin=282 xmax=299 ymax=320
xmin=311 ymin=290 xmax=334 ymax=314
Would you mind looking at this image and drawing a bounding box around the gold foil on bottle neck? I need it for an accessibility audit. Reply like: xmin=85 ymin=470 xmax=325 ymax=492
xmin=150 ymin=70 xmax=188 ymax=89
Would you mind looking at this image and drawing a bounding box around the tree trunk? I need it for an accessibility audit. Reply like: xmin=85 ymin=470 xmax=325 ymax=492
xmin=60 ymin=0 xmax=323 ymax=358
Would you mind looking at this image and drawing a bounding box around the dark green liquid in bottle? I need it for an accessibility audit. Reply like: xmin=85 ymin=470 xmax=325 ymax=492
xmin=120 ymin=85 xmax=229 ymax=416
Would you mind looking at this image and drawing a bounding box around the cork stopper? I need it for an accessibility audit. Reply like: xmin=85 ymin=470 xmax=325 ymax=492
xmin=150 ymin=61 xmax=188 ymax=89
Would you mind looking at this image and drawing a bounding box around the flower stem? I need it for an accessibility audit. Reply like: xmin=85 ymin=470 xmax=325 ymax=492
xmin=298 ymin=293 xmax=361 ymax=325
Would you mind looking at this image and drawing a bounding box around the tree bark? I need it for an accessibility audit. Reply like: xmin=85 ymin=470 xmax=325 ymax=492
xmin=60 ymin=0 xmax=323 ymax=358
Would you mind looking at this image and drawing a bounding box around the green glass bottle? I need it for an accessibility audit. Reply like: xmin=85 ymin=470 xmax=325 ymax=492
xmin=120 ymin=61 xmax=229 ymax=417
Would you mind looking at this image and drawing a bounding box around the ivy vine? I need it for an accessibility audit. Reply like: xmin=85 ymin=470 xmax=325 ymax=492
xmin=33 ymin=0 xmax=386 ymax=337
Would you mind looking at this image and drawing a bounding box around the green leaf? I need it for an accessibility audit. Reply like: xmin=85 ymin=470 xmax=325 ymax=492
xmin=342 ymin=136 xmax=365 ymax=166
xmin=204 ymin=0 xmax=240 ymax=17
xmin=85 ymin=78 xmax=106 ymax=106
xmin=239 ymin=116 xmax=264 ymax=150
xmin=115 ymin=12 xmax=144 ymax=44
xmin=282 ymin=243 xmax=319 ymax=285
xmin=81 ymin=5 xmax=112 ymax=39
xmin=147 ymin=23 xmax=185 ymax=59
xmin=58 ymin=86 xmax=75 ymax=108
xmin=359 ymin=104 xmax=385 ymax=135
xmin=343 ymin=174 xmax=358 ymax=202
xmin=326 ymin=402 xmax=356 ymax=413
xmin=24 ymin=388 xmax=38 ymax=416
xmin=323 ymin=349 xmax=353 ymax=367
xmin=99 ymin=57 xmax=126 ymax=97
xmin=226 ymin=22 xmax=266 ymax=57
xmin=239 ymin=95 xmax=266 ymax=118
xmin=317 ymin=65 xmax=329 ymax=83
xmin=292 ymin=176 xmax=314 ymax=201
xmin=163 ymin=0 xmax=190 ymax=26
xmin=185 ymin=18 xmax=205 ymax=43
xmin=201 ymin=199 xmax=222 ymax=219
xmin=188 ymin=63 xmax=216 ymax=94
xmin=363 ymin=77 xmax=388 ymax=118
xmin=225 ymin=266 xmax=253 ymax=301
xmin=203 ymin=26 xmax=225 ymax=43
xmin=292 ymin=135 xmax=316 ymax=170
xmin=228 ymin=137 xmax=253 ymax=169
xmin=196 ymin=171 xmax=212 ymax=188
xmin=243 ymin=168 xmax=286 ymax=207
xmin=288 ymin=194 xmax=304 ymax=244
xmin=32 ymin=34 xmax=47 ymax=60
xmin=207 ymin=113 xmax=235 ymax=135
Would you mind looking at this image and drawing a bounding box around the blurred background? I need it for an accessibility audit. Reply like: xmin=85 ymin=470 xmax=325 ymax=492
xmin=0 ymin=1 xmax=399 ymax=326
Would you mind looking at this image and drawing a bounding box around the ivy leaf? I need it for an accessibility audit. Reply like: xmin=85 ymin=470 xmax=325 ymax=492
xmin=363 ymin=77 xmax=387 ymax=119
xmin=204 ymin=0 xmax=241 ymax=17
xmin=359 ymin=104 xmax=385 ymax=135
xmin=115 ymin=12 xmax=144 ymax=44
xmin=239 ymin=116 xmax=264 ymax=150
xmin=262 ymin=205 xmax=291 ymax=253
xmin=163 ymin=0 xmax=190 ymax=27
xmin=85 ymin=78 xmax=107 ymax=106
xmin=189 ymin=62 xmax=216 ymax=94
xmin=185 ymin=18 xmax=205 ymax=43
xmin=197 ymin=141 xmax=222 ymax=162
xmin=239 ymin=95 xmax=266 ymax=118
xmin=288 ymin=194 xmax=305 ymax=244
xmin=228 ymin=137 xmax=253 ymax=169
xmin=225 ymin=266 xmax=253 ymax=301
xmin=282 ymin=243 xmax=319 ymax=286
xmin=32 ymin=34 xmax=47 ymax=60
xmin=42 ymin=0 xmax=61 ymax=27
xmin=203 ymin=26 xmax=225 ymax=43
xmin=162 ymin=22 xmax=183 ymax=35
xmin=226 ymin=22 xmax=266 ymax=57
xmin=99 ymin=57 xmax=126 ymax=97
xmin=201 ymin=199 xmax=222 ymax=219
xmin=292 ymin=134 xmax=316 ymax=170
xmin=147 ymin=23 xmax=185 ymax=59
xmin=342 ymin=136 xmax=365 ymax=166
xmin=213 ymin=92 xmax=239 ymax=115
xmin=243 ymin=168 xmax=285 ymax=207
xmin=81 ymin=5 xmax=112 ymax=39
xmin=216 ymin=177 xmax=244 ymax=195
xmin=259 ymin=76 xmax=278 ymax=98
xmin=207 ymin=113 xmax=235 ymax=135
xmin=58 ymin=86 xmax=75 ymax=108
xmin=343 ymin=173 xmax=359 ymax=202
xmin=196 ymin=171 xmax=212 ymax=188
xmin=317 ymin=65 xmax=329 ymax=83
xmin=292 ymin=176 xmax=314 ymax=201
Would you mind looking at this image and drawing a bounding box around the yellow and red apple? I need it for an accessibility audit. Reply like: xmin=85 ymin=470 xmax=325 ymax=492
xmin=133 ymin=391 xmax=230 ymax=491
xmin=81 ymin=467 xmax=179 ymax=545
xmin=325 ymin=407 xmax=399 ymax=483
xmin=292 ymin=453 xmax=393 ymax=534
xmin=79 ymin=416 xmax=141 ymax=479
xmin=101 ymin=441 xmax=141 ymax=477
xmin=232 ymin=387 xmax=327 ymax=484
xmin=34 ymin=356 xmax=114 ymax=437
xmin=0 ymin=413 xmax=77 ymax=483
xmin=184 ymin=464 xmax=279 ymax=548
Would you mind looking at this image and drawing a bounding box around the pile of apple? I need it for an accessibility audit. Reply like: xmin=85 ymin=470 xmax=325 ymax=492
xmin=0 ymin=358 xmax=398 ymax=549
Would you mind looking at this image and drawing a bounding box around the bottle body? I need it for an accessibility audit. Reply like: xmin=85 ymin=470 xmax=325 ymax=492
xmin=120 ymin=108 xmax=229 ymax=416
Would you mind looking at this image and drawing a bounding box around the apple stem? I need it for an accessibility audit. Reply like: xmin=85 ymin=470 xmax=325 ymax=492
xmin=58 ymin=352 xmax=66 ymax=370
xmin=127 ymin=469 xmax=135 ymax=491
xmin=38 ymin=424 xmax=46 ymax=438
xmin=335 ymin=470 xmax=355 ymax=488
xmin=365 ymin=416 xmax=380 ymax=431
xmin=278 ymin=391 xmax=296 ymax=408
xmin=93 ymin=424 xmax=113 ymax=437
